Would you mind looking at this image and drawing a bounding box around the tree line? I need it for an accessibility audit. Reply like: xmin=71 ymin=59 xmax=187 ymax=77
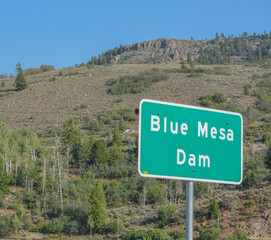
xmin=198 ymin=32 xmax=271 ymax=65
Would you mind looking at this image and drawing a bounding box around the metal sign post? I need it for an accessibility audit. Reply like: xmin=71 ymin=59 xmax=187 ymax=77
xmin=186 ymin=181 xmax=194 ymax=240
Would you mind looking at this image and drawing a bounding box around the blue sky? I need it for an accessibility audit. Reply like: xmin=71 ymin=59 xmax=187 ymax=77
xmin=0 ymin=0 xmax=270 ymax=74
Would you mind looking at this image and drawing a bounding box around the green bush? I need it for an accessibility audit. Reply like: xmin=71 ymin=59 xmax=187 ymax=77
xmin=121 ymin=229 xmax=171 ymax=240
xmin=40 ymin=64 xmax=55 ymax=72
xmin=255 ymin=80 xmax=271 ymax=112
xmin=65 ymin=220 xmax=79 ymax=235
xmin=225 ymin=228 xmax=248 ymax=240
xmin=46 ymin=218 xmax=64 ymax=233
xmin=199 ymin=95 xmax=213 ymax=107
xmin=243 ymin=156 xmax=269 ymax=188
xmin=199 ymin=227 xmax=220 ymax=240
xmin=147 ymin=186 xmax=164 ymax=204
xmin=98 ymin=108 xmax=136 ymax=125
xmin=63 ymin=202 xmax=89 ymax=234
xmin=23 ymin=193 xmax=40 ymax=210
xmin=107 ymin=68 xmax=169 ymax=95
xmin=158 ymin=205 xmax=177 ymax=228
xmin=212 ymin=92 xmax=227 ymax=103
xmin=0 ymin=214 xmax=16 ymax=237
xmin=199 ymin=92 xmax=227 ymax=107
xmin=106 ymin=218 xmax=125 ymax=234
xmin=168 ymin=229 xmax=185 ymax=239
xmin=22 ymin=215 xmax=32 ymax=230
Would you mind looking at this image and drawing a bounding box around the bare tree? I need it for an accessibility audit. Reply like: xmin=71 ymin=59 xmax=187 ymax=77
xmin=52 ymin=134 xmax=64 ymax=214
xmin=175 ymin=181 xmax=183 ymax=205
xmin=139 ymin=186 xmax=147 ymax=208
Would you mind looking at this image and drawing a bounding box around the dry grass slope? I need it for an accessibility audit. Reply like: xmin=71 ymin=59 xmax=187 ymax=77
xmin=0 ymin=64 xmax=265 ymax=133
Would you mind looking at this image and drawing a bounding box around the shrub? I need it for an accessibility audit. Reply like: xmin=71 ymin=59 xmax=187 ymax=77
xmin=168 ymin=229 xmax=185 ymax=239
xmin=46 ymin=218 xmax=64 ymax=233
xmin=243 ymin=156 xmax=269 ymax=188
xmin=121 ymin=229 xmax=171 ymax=240
xmin=24 ymin=68 xmax=42 ymax=75
xmin=212 ymin=92 xmax=227 ymax=103
xmin=107 ymin=68 xmax=169 ymax=95
xmin=64 ymin=220 xmax=79 ymax=235
xmin=63 ymin=202 xmax=89 ymax=234
xmin=23 ymin=193 xmax=40 ymax=213
xmin=255 ymin=80 xmax=271 ymax=112
xmin=97 ymin=108 xmax=136 ymax=125
xmin=244 ymin=84 xmax=251 ymax=95
xmin=158 ymin=205 xmax=177 ymax=228
xmin=147 ymin=229 xmax=172 ymax=240
xmin=226 ymin=228 xmax=248 ymax=240
xmin=199 ymin=95 xmax=213 ymax=107
xmin=106 ymin=218 xmax=125 ymax=234
xmin=199 ymin=92 xmax=227 ymax=107
xmin=147 ymin=186 xmax=164 ymax=204
xmin=0 ymin=214 xmax=16 ymax=237
xmin=40 ymin=64 xmax=55 ymax=72
xmin=22 ymin=215 xmax=32 ymax=230
xmin=199 ymin=227 xmax=220 ymax=240
xmin=15 ymin=204 xmax=26 ymax=221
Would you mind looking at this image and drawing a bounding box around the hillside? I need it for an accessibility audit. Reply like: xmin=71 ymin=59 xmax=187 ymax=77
xmin=0 ymin=35 xmax=271 ymax=239
xmin=0 ymin=64 xmax=263 ymax=132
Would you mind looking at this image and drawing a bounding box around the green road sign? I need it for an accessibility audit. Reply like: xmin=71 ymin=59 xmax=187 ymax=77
xmin=138 ymin=99 xmax=243 ymax=184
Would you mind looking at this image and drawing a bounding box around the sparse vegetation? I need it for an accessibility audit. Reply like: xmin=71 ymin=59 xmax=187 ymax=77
xmin=199 ymin=92 xmax=227 ymax=107
xmin=107 ymin=68 xmax=169 ymax=94
xmin=2 ymin=35 xmax=271 ymax=239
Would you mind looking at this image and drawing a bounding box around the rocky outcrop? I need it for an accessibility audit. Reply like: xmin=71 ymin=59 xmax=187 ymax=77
xmin=115 ymin=38 xmax=207 ymax=64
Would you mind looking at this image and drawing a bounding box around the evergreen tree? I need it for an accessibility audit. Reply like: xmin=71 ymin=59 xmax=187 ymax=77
xmin=118 ymin=117 xmax=126 ymax=132
xmin=112 ymin=127 xmax=121 ymax=147
xmin=209 ymin=199 xmax=220 ymax=220
xmin=109 ymin=144 xmax=121 ymax=164
xmin=14 ymin=63 xmax=28 ymax=91
xmin=89 ymin=180 xmax=108 ymax=233
xmin=91 ymin=140 xmax=109 ymax=164
xmin=90 ymin=56 xmax=98 ymax=65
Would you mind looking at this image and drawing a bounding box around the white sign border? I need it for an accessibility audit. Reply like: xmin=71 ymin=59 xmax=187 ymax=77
xmin=138 ymin=99 xmax=243 ymax=185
